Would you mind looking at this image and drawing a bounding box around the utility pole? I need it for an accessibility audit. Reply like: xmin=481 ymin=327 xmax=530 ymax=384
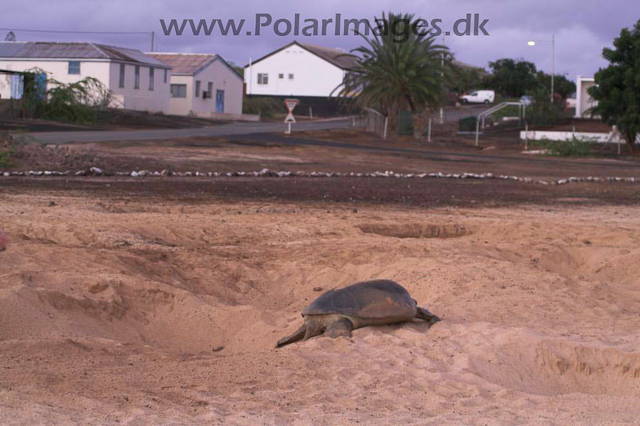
xmin=527 ymin=36 xmax=556 ymax=102
xmin=150 ymin=31 xmax=155 ymax=52
xmin=440 ymin=35 xmax=445 ymax=124
xmin=551 ymin=34 xmax=555 ymax=103
xmin=248 ymin=58 xmax=252 ymax=95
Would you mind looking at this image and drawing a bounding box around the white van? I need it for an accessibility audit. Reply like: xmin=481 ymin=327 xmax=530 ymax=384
xmin=460 ymin=90 xmax=495 ymax=105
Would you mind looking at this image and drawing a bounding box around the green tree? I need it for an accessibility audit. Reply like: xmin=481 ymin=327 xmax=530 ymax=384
xmin=449 ymin=64 xmax=487 ymax=94
xmin=588 ymin=19 xmax=640 ymax=149
xmin=335 ymin=12 xmax=452 ymax=116
xmin=535 ymin=72 xmax=576 ymax=100
xmin=229 ymin=61 xmax=244 ymax=78
xmin=526 ymin=87 xmax=564 ymax=126
xmin=486 ymin=58 xmax=537 ymax=98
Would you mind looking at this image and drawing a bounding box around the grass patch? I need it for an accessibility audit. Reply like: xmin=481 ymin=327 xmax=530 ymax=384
xmin=491 ymin=105 xmax=522 ymax=122
xmin=0 ymin=134 xmax=36 ymax=169
xmin=0 ymin=151 xmax=11 ymax=168
xmin=533 ymin=137 xmax=594 ymax=157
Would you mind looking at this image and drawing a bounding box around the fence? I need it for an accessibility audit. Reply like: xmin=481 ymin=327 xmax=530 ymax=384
xmin=355 ymin=108 xmax=388 ymax=139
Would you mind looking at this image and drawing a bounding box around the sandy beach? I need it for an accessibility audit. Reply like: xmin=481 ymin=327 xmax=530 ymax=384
xmin=1 ymin=184 xmax=640 ymax=424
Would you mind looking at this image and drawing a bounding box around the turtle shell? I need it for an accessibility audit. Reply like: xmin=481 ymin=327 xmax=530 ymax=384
xmin=302 ymin=280 xmax=417 ymax=320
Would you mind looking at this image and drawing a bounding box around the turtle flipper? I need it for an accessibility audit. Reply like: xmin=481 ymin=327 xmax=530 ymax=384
xmin=303 ymin=319 xmax=323 ymax=341
xmin=276 ymin=324 xmax=307 ymax=348
xmin=326 ymin=318 xmax=353 ymax=339
xmin=416 ymin=307 xmax=441 ymax=325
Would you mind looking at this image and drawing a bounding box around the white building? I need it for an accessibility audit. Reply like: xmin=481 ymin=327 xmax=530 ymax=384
xmin=147 ymin=53 xmax=244 ymax=118
xmin=575 ymin=76 xmax=598 ymax=118
xmin=0 ymin=41 xmax=171 ymax=113
xmin=244 ymin=41 xmax=358 ymax=98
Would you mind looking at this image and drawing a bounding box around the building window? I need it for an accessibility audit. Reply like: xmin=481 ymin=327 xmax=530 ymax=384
xmin=164 ymin=69 xmax=168 ymax=83
xmin=134 ymin=66 xmax=140 ymax=89
xmin=119 ymin=64 xmax=125 ymax=88
xmin=257 ymin=73 xmax=268 ymax=85
xmin=207 ymin=82 xmax=213 ymax=99
xmin=68 ymin=61 xmax=81 ymax=75
xmin=149 ymin=67 xmax=154 ymax=91
xmin=195 ymin=80 xmax=201 ymax=98
xmin=288 ymin=73 xmax=294 ymax=80
xmin=170 ymin=84 xmax=187 ymax=98
xmin=278 ymin=73 xmax=284 ymax=79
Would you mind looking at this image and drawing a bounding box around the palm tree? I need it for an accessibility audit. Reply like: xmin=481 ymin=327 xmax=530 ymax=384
xmin=335 ymin=12 xmax=453 ymax=117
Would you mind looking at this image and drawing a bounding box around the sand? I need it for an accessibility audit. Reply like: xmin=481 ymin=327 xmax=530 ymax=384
xmin=1 ymin=191 xmax=640 ymax=424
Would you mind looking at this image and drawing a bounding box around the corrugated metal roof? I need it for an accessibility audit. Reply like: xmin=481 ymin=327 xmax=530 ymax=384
xmin=146 ymin=53 xmax=218 ymax=75
xmin=297 ymin=42 xmax=360 ymax=70
xmin=246 ymin=41 xmax=360 ymax=70
xmin=0 ymin=42 xmax=26 ymax=58
xmin=0 ymin=42 xmax=169 ymax=68
xmin=94 ymin=44 xmax=168 ymax=67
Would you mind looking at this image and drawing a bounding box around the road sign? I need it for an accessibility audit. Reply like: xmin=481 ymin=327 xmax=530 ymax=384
xmin=284 ymin=98 xmax=299 ymax=112
xmin=284 ymin=98 xmax=299 ymax=124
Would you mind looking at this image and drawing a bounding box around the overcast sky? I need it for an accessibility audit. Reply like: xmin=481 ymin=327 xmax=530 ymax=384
xmin=1 ymin=0 xmax=637 ymax=81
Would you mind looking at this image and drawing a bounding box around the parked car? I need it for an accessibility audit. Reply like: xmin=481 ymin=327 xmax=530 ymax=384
xmin=460 ymin=90 xmax=495 ymax=104
xmin=520 ymin=95 xmax=533 ymax=106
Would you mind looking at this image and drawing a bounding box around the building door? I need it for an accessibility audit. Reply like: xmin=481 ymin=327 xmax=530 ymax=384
xmin=33 ymin=73 xmax=47 ymax=100
xmin=215 ymin=90 xmax=224 ymax=113
xmin=10 ymin=74 xmax=24 ymax=99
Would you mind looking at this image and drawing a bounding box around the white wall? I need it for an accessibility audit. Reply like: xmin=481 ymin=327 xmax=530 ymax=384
xmin=0 ymin=73 xmax=13 ymax=99
xmin=107 ymin=62 xmax=170 ymax=113
xmin=167 ymin=74 xmax=192 ymax=116
xmin=520 ymin=130 xmax=621 ymax=143
xmin=0 ymin=59 xmax=170 ymax=113
xmin=575 ymin=76 xmax=598 ymax=118
xmin=168 ymin=59 xmax=243 ymax=116
xmin=245 ymin=45 xmax=346 ymax=97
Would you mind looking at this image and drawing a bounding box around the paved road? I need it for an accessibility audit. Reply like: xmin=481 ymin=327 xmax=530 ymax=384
xmin=25 ymin=106 xmax=485 ymax=145
xmin=26 ymin=118 xmax=354 ymax=144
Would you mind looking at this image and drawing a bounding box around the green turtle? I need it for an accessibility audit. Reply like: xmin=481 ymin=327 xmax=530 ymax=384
xmin=276 ymin=279 xmax=440 ymax=347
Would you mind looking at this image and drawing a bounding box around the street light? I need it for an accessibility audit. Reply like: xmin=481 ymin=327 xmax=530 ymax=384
xmin=527 ymin=35 xmax=555 ymax=102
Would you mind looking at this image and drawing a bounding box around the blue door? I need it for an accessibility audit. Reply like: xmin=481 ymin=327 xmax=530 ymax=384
xmin=215 ymin=90 xmax=224 ymax=113
xmin=35 ymin=73 xmax=47 ymax=100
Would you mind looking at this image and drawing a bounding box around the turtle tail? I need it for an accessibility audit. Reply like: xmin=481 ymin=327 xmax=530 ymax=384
xmin=276 ymin=324 xmax=307 ymax=348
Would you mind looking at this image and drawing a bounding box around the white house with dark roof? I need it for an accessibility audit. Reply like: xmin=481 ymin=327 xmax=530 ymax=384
xmin=147 ymin=53 xmax=243 ymax=117
xmin=0 ymin=41 xmax=171 ymax=113
xmin=244 ymin=41 xmax=359 ymax=98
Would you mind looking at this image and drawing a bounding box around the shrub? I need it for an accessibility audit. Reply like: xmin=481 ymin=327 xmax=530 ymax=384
xmin=0 ymin=134 xmax=35 ymax=169
xmin=526 ymin=89 xmax=564 ymax=126
xmin=22 ymin=69 xmax=113 ymax=124
xmin=0 ymin=151 xmax=10 ymax=168
xmin=535 ymin=137 xmax=593 ymax=156
xmin=243 ymin=97 xmax=282 ymax=117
